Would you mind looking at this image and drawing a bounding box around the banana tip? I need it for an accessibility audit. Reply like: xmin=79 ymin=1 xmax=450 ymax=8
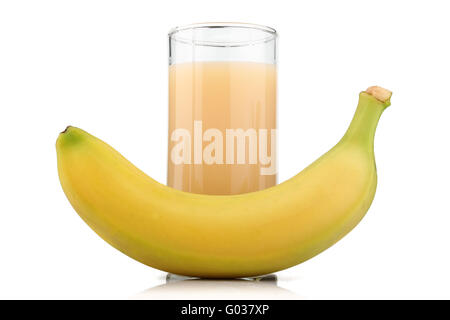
xmin=61 ymin=125 xmax=72 ymax=134
xmin=56 ymin=126 xmax=85 ymax=149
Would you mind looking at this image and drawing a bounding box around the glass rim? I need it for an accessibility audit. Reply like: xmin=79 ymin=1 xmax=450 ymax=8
xmin=168 ymin=22 xmax=277 ymax=47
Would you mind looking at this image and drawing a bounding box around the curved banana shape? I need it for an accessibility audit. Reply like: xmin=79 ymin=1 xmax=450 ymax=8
xmin=56 ymin=86 xmax=391 ymax=278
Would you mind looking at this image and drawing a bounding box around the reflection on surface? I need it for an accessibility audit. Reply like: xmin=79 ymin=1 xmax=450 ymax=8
xmin=133 ymin=274 xmax=299 ymax=300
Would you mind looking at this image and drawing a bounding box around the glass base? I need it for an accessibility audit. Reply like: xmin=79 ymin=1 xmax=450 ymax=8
xmin=166 ymin=273 xmax=277 ymax=285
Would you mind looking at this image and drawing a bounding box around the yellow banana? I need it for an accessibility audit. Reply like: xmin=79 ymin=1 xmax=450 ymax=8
xmin=56 ymin=86 xmax=391 ymax=278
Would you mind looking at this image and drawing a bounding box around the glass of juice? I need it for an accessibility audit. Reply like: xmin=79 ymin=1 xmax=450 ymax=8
xmin=168 ymin=23 xmax=277 ymax=195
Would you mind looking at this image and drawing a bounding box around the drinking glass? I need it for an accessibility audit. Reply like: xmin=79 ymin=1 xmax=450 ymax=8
xmin=168 ymin=23 xmax=277 ymax=195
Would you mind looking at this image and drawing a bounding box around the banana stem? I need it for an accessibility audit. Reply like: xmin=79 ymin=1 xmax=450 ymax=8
xmin=366 ymin=86 xmax=392 ymax=103
xmin=342 ymin=86 xmax=392 ymax=150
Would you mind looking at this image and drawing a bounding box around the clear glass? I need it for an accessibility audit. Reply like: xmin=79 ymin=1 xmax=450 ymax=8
xmin=167 ymin=23 xmax=277 ymax=195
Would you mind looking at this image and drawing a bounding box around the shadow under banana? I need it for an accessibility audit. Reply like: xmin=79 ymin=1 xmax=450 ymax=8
xmin=132 ymin=274 xmax=299 ymax=300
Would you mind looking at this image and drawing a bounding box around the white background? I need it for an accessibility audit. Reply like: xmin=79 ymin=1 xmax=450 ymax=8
xmin=1 ymin=0 xmax=449 ymax=299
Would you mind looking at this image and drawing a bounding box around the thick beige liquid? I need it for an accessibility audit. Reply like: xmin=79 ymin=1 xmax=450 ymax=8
xmin=168 ymin=61 xmax=276 ymax=195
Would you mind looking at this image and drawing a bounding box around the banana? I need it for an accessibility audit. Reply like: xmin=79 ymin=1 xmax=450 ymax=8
xmin=56 ymin=86 xmax=392 ymax=278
